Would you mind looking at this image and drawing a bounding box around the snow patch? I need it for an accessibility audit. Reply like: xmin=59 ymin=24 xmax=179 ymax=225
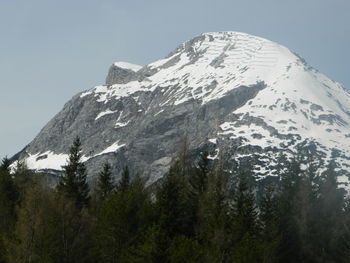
xmin=115 ymin=121 xmax=129 ymax=128
xmin=208 ymin=138 xmax=217 ymax=144
xmin=80 ymin=90 xmax=93 ymax=98
xmin=113 ymin=61 xmax=142 ymax=71
xmin=97 ymin=141 xmax=125 ymax=155
xmin=25 ymin=151 xmax=69 ymax=171
xmin=95 ymin=109 xmax=118 ymax=120
xmin=208 ymin=149 xmax=220 ymax=160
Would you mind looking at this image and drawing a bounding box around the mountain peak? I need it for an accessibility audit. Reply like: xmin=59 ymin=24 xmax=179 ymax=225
xmin=161 ymin=31 xmax=299 ymax=70
xmin=105 ymin=61 xmax=142 ymax=85
xmin=141 ymin=31 xmax=303 ymax=104
xmin=14 ymin=31 xmax=350 ymax=187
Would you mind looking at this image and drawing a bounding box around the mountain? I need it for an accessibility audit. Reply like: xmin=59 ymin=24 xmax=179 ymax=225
xmin=14 ymin=31 xmax=350 ymax=186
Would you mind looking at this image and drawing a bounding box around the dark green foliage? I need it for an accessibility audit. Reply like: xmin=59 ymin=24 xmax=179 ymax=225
xmin=294 ymin=170 xmax=319 ymax=262
xmin=1 ymin=156 xmax=11 ymax=173
xmin=259 ymin=183 xmax=279 ymax=263
xmin=190 ymin=150 xmax=209 ymax=197
xmin=338 ymin=197 xmax=350 ymax=263
xmin=197 ymin=165 xmax=232 ymax=263
xmin=48 ymin=137 xmax=93 ymax=262
xmin=128 ymin=224 xmax=167 ymax=263
xmin=57 ymin=136 xmax=89 ymax=208
xmin=94 ymin=175 xmax=153 ymax=262
xmin=1 ymin=142 xmax=350 ymax=262
xmin=275 ymin=158 xmax=303 ymax=263
xmin=188 ymin=150 xmax=210 ymax=227
xmin=315 ymin=160 xmax=346 ymax=262
xmin=232 ymin=171 xmax=259 ymax=237
xmin=8 ymin=176 xmax=60 ymax=263
xmin=0 ymin=161 xmax=18 ymax=230
xmin=156 ymin=139 xmax=196 ymax=241
xmin=54 ymin=195 xmax=93 ymax=263
xmin=231 ymin=171 xmax=262 ymax=263
xmin=96 ymin=162 xmax=114 ymax=201
xmin=260 ymin=183 xmax=278 ymax=228
xmin=0 ymin=159 xmax=18 ymax=262
xmin=168 ymin=235 xmax=205 ymax=263
xmin=156 ymin=165 xmax=190 ymax=239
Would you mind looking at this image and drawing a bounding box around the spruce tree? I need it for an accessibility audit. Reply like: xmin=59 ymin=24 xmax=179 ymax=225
xmin=156 ymin=164 xmax=189 ymax=239
xmin=94 ymin=175 xmax=152 ymax=262
xmin=57 ymin=136 xmax=89 ymax=208
xmin=96 ymin=162 xmax=114 ymax=201
xmin=197 ymin=162 xmax=231 ymax=263
xmin=231 ymin=171 xmax=262 ymax=263
xmin=118 ymin=165 xmax=130 ymax=192
xmin=188 ymin=150 xmax=210 ymax=234
xmin=1 ymin=156 xmax=11 ymax=173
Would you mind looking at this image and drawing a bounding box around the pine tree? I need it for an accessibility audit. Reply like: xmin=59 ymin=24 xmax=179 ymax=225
xmin=57 ymin=136 xmax=89 ymax=208
xmin=96 ymin=162 xmax=114 ymax=201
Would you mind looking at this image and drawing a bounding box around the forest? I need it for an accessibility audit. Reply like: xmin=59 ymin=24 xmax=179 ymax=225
xmin=0 ymin=137 xmax=349 ymax=263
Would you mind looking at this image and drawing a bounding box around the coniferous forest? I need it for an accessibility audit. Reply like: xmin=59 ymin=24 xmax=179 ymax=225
xmin=1 ymin=137 xmax=350 ymax=263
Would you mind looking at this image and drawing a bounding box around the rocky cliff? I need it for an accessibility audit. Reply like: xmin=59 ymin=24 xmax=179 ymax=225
xmin=14 ymin=32 xmax=350 ymax=186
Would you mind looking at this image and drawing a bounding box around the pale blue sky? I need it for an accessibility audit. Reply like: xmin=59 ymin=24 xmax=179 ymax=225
xmin=1 ymin=0 xmax=349 ymax=159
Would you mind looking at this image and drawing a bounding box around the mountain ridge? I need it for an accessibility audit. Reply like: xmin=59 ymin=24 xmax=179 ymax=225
xmin=13 ymin=31 xmax=350 ymax=186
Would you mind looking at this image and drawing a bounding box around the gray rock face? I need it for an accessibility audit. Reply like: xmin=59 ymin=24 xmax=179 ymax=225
xmin=14 ymin=31 xmax=350 ymax=187
xmin=106 ymin=64 xmax=138 ymax=85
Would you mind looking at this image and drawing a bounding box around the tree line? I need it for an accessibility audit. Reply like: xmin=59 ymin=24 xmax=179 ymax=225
xmin=0 ymin=137 xmax=350 ymax=262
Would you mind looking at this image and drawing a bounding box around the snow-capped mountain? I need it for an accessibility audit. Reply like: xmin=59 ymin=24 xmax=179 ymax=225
xmin=14 ymin=31 xmax=350 ymax=185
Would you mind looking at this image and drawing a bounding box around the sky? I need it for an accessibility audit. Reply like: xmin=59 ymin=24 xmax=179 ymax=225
xmin=0 ymin=0 xmax=349 ymax=159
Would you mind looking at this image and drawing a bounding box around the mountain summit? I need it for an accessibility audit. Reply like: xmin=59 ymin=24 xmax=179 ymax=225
xmin=15 ymin=32 xmax=350 ymax=185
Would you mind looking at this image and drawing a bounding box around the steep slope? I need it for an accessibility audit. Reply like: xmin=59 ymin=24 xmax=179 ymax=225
xmin=15 ymin=32 xmax=350 ymax=185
